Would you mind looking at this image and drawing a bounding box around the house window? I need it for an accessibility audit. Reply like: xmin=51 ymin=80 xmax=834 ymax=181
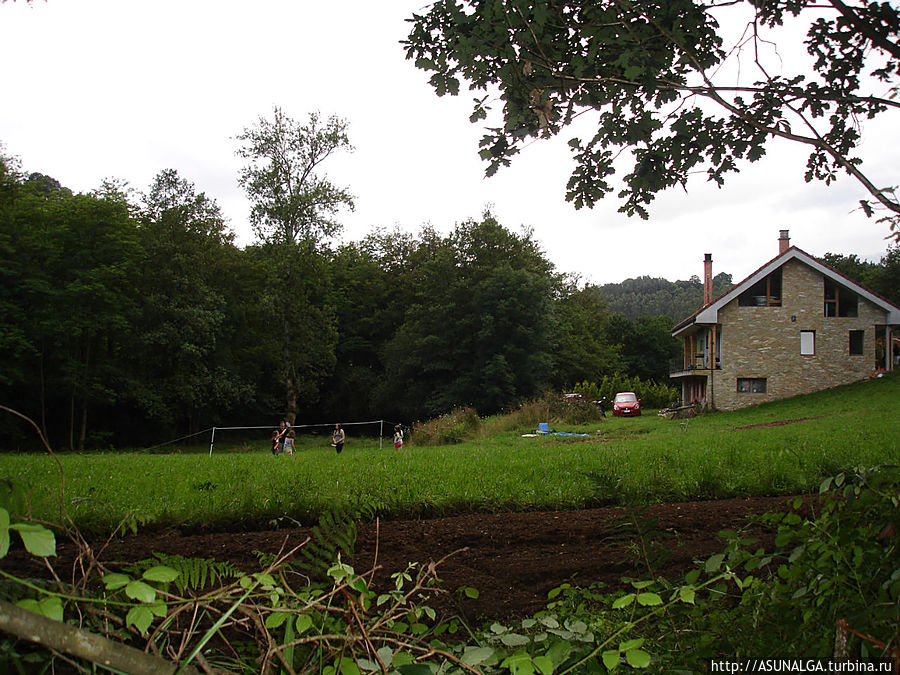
xmin=739 ymin=269 xmax=782 ymax=307
xmin=800 ymin=330 xmax=815 ymax=355
xmin=849 ymin=330 xmax=865 ymax=355
xmin=824 ymin=280 xmax=859 ymax=317
xmin=737 ymin=378 xmax=767 ymax=394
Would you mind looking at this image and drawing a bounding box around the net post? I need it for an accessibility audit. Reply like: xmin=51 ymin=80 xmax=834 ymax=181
xmin=379 ymin=420 xmax=383 ymax=450
xmin=208 ymin=427 xmax=216 ymax=457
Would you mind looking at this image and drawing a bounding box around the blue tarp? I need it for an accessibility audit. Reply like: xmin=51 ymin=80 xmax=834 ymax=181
xmin=524 ymin=429 xmax=591 ymax=438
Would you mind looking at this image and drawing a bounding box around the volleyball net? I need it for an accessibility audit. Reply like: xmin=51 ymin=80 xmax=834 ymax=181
xmin=207 ymin=420 xmax=399 ymax=456
xmin=145 ymin=419 xmax=404 ymax=456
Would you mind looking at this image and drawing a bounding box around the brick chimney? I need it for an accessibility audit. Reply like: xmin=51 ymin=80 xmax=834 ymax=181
xmin=779 ymin=229 xmax=790 ymax=255
xmin=703 ymin=253 xmax=713 ymax=305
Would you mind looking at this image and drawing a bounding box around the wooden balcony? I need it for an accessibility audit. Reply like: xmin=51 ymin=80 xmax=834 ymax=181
xmin=669 ymin=354 xmax=719 ymax=378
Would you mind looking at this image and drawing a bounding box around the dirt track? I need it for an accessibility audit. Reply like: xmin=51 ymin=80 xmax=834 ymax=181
xmin=3 ymin=495 xmax=795 ymax=620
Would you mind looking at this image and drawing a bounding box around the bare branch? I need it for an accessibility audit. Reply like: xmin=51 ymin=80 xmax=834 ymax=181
xmin=0 ymin=599 xmax=200 ymax=675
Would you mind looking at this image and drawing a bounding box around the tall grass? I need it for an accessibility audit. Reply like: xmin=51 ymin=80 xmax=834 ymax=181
xmin=2 ymin=373 xmax=898 ymax=535
xmin=414 ymin=395 xmax=607 ymax=444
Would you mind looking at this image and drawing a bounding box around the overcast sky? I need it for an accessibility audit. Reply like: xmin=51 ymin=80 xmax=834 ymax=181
xmin=1 ymin=1 xmax=896 ymax=286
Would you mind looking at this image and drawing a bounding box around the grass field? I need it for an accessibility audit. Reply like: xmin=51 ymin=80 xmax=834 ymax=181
xmin=2 ymin=373 xmax=898 ymax=535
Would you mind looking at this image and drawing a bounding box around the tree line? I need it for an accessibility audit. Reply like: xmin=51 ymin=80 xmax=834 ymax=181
xmin=3 ymin=122 xmax=895 ymax=451
xmin=0 ymin=149 xmax=686 ymax=450
xmin=819 ymin=250 xmax=900 ymax=305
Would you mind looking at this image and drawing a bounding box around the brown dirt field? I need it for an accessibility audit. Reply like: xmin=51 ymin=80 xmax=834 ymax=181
xmin=3 ymin=495 xmax=796 ymax=621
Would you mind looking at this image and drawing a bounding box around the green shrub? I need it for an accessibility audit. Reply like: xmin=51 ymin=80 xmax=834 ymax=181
xmin=479 ymin=397 xmax=553 ymax=436
xmin=410 ymin=407 xmax=481 ymax=445
xmin=548 ymin=394 xmax=605 ymax=425
xmin=736 ymin=465 xmax=900 ymax=657
xmin=573 ymin=376 xmax=678 ymax=409
xmin=481 ymin=392 xmax=606 ymax=433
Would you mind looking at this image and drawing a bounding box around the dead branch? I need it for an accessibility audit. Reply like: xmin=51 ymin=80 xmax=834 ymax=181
xmin=0 ymin=598 xmax=200 ymax=675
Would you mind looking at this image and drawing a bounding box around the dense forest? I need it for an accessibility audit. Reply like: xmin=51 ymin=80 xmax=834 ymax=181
xmin=1 ymin=143 xmax=898 ymax=451
xmin=0 ymin=148 xmax=680 ymax=450
xmin=598 ymin=273 xmax=734 ymax=321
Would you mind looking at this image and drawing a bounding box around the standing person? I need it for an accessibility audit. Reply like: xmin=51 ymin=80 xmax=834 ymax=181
xmin=332 ymin=423 xmax=345 ymax=454
xmin=270 ymin=429 xmax=280 ymax=455
xmin=393 ymin=424 xmax=404 ymax=449
xmin=285 ymin=428 xmax=295 ymax=455
xmin=274 ymin=420 xmax=287 ymax=454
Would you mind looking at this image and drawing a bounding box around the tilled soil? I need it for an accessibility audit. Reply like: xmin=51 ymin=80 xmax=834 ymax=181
xmin=3 ymin=495 xmax=795 ymax=620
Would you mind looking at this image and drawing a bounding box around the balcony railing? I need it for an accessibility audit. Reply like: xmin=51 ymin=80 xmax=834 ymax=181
xmin=669 ymin=355 xmax=719 ymax=376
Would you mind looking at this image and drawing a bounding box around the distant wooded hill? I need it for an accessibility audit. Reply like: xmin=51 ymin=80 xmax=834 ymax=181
xmin=598 ymin=247 xmax=900 ymax=322
xmin=597 ymin=273 xmax=734 ymax=321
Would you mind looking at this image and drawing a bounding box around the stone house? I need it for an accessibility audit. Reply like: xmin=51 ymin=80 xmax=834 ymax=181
xmin=670 ymin=231 xmax=900 ymax=411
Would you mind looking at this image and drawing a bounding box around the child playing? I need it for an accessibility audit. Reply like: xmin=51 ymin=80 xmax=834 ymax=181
xmin=270 ymin=430 xmax=280 ymax=455
xmin=285 ymin=428 xmax=295 ymax=455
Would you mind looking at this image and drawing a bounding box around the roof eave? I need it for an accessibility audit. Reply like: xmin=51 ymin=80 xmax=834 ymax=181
xmin=670 ymin=246 xmax=900 ymax=335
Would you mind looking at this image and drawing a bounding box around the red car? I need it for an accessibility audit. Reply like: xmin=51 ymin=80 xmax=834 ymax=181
xmin=612 ymin=392 xmax=641 ymax=417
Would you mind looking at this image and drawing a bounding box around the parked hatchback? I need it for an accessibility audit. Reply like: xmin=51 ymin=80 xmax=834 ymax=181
xmin=612 ymin=392 xmax=641 ymax=417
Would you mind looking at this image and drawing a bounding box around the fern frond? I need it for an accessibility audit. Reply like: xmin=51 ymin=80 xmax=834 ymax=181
xmin=295 ymin=500 xmax=374 ymax=580
xmin=137 ymin=553 xmax=242 ymax=594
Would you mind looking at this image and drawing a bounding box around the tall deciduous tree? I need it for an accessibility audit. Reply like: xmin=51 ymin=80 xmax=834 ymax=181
xmin=0 ymin=167 xmax=138 ymax=449
xmin=320 ymin=241 xmax=396 ymax=420
xmin=236 ymin=107 xmax=354 ymax=245
xmin=550 ymin=283 xmax=621 ymax=387
xmin=606 ymin=313 xmax=680 ymax=382
xmin=55 ymin=193 xmax=137 ymax=450
xmin=0 ymin=149 xmax=30 ymax=394
xmin=235 ymin=108 xmax=353 ymax=422
xmin=130 ymin=169 xmax=250 ymax=433
xmin=382 ymin=214 xmax=556 ymax=418
xmin=867 ymin=245 xmax=900 ymax=305
xmin=405 ymin=0 xmax=900 ymax=235
xmin=821 ymin=252 xmax=878 ymax=283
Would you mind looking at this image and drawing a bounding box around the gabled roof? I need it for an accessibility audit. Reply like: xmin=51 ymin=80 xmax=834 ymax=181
xmin=672 ymin=246 xmax=900 ymax=336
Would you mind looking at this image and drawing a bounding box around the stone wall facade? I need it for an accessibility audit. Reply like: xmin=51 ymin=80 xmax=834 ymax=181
xmin=709 ymin=259 xmax=887 ymax=411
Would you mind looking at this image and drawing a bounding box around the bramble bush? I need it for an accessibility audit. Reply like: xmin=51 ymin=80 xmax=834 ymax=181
xmin=729 ymin=464 xmax=900 ymax=659
xmin=516 ymin=465 xmax=900 ymax=671
xmin=410 ymin=395 xmax=606 ymax=445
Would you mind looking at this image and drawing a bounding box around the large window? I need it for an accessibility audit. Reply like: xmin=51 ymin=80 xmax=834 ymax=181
xmin=849 ymin=330 xmax=865 ymax=356
xmin=739 ymin=269 xmax=782 ymax=307
xmin=824 ymin=280 xmax=858 ymax=317
xmin=800 ymin=330 xmax=816 ymax=355
xmin=737 ymin=378 xmax=767 ymax=394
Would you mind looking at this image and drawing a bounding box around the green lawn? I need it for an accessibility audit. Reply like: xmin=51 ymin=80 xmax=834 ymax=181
xmin=2 ymin=373 xmax=898 ymax=535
